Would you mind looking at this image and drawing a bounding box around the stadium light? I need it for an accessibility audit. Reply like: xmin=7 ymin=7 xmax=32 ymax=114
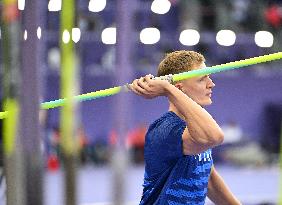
xmin=151 ymin=0 xmax=171 ymax=14
xmin=48 ymin=47 xmax=61 ymax=69
xmin=18 ymin=0 xmax=25 ymax=10
xmin=216 ymin=30 xmax=236 ymax=46
xmin=101 ymin=27 xmax=116 ymax=44
xmin=48 ymin=0 xmax=62 ymax=11
xmin=179 ymin=29 xmax=200 ymax=46
xmin=255 ymin=31 xmax=273 ymax=48
xmin=88 ymin=0 xmax=107 ymax=12
xmin=62 ymin=30 xmax=70 ymax=44
xmin=37 ymin=27 xmax=42 ymax=39
xmin=140 ymin=28 xmax=160 ymax=44
xmin=72 ymin=28 xmax=81 ymax=43
xmin=24 ymin=30 xmax=27 ymax=41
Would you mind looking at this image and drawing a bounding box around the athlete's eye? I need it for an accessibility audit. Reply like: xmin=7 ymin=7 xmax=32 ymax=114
xmin=199 ymin=77 xmax=205 ymax=82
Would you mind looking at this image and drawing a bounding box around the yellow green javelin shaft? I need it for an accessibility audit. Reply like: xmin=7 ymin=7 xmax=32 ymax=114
xmin=41 ymin=86 xmax=123 ymax=109
xmin=173 ymin=51 xmax=282 ymax=81
xmin=41 ymin=51 xmax=282 ymax=109
xmin=0 ymin=51 xmax=281 ymax=118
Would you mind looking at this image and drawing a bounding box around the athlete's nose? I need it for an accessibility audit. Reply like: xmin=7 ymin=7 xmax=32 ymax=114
xmin=207 ymin=77 xmax=215 ymax=89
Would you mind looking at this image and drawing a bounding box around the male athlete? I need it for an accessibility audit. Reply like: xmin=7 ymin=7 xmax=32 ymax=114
xmin=130 ymin=50 xmax=241 ymax=205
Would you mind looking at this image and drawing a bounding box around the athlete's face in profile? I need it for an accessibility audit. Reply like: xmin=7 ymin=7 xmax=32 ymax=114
xmin=176 ymin=62 xmax=215 ymax=106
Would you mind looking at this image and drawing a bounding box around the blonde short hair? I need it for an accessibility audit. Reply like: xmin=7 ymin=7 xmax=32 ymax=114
xmin=157 ymin=50 xmax=205 ymax=77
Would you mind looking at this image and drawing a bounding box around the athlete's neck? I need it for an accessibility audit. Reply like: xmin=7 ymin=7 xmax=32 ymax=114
xmin=168 ymin=102 xmax=185 ymax=121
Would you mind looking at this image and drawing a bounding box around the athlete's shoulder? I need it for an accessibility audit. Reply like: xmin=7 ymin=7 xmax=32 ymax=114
xmin=150 ymin=111 xmax=183 ymax=128
xmin=145 ymin=112 xmax=185 ymax=141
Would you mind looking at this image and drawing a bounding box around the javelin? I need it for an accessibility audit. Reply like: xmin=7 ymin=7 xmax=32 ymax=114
xmin=0 ymin=51 xmax=281 ymax=119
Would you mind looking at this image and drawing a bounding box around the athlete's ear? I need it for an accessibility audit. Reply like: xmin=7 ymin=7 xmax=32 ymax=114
xmin=174 ymin=82 xmax=183 ymax=91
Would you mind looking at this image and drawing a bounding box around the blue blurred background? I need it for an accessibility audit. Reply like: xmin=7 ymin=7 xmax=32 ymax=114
xmin=43 ymin=0 xmax=282 ymax=157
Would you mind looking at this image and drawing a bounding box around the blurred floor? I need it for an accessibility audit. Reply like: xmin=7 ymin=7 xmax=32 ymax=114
xmin=44 ymin=164 xmax=279 ymax=205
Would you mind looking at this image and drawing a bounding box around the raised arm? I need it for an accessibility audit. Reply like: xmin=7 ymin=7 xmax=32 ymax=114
xmin=130 ymin=74 xmax=224 ymax=155
xmin=165 ymin=80 xmax=223 ymax=154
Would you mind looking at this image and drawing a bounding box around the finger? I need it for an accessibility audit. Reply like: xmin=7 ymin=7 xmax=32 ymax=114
xmin=130 ymin=80 xmax=142 ymax=94
xmin=132 ymin=79 xmax=150 ymax=95
xmin=128 ymin=80 xmax=138 ymax=92
xmin=131 ymin=87 xmax=143 ymax=96
xmin=130 ymin=84 xmax=144 ymax=96
xmin=137 ymin=78 xmax=151 ymax=90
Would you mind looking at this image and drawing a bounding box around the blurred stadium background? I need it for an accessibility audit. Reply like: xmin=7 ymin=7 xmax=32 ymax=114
xmin=0 ymin=0 xmax=282 ymax=205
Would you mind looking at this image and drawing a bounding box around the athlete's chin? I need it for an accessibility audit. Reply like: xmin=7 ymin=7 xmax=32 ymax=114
xmin=200 ymin=99 xmax=213 ymax=106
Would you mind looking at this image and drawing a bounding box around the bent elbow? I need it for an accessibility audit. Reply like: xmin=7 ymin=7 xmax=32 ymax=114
xmin=189 ymin=128 xmax=224 ymax=148
xmin=212 ymin=130 xmax=224 ymax=145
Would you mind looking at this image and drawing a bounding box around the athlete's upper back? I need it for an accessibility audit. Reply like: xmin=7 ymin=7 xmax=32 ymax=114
xmin=140 ymin=111 xmax=213 ymax=205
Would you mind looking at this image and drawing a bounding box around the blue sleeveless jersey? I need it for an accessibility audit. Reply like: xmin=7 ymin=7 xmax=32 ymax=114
xmin=139 ymin=111 xmax=213 ymax=205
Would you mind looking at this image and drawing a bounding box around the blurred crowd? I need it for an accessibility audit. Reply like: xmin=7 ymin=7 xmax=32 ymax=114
xmin=44 ymin=0 xmax=282 ymax=76
xmin=43 ymin=124 xmax=147 ymax=171
xmin=74 ymin=0 xmax=282 ymax=33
